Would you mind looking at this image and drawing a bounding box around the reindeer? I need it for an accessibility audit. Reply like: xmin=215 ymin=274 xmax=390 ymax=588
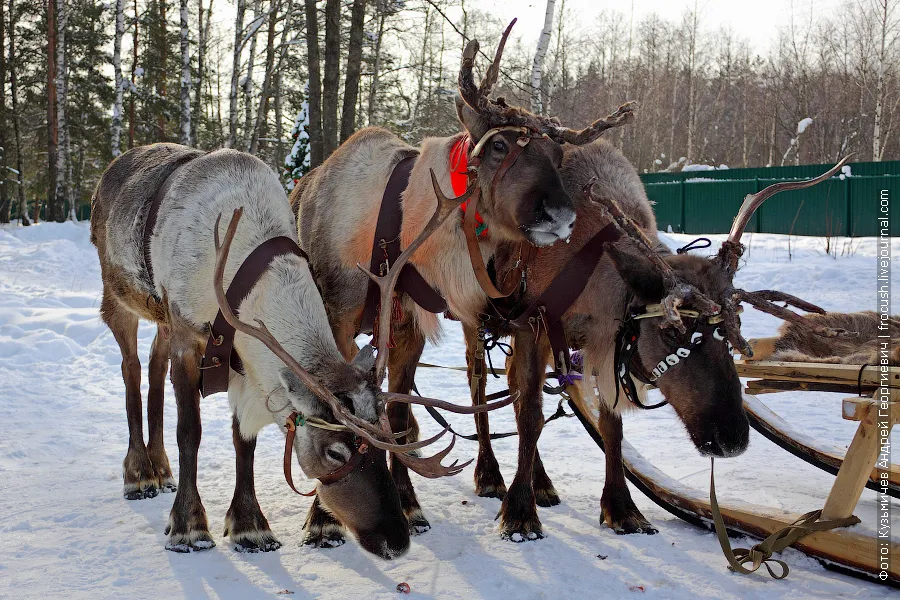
xmin=475 ymin=140 xmax=849 ymax=539
xmin=91 ymin=143 xmax=508 ymax=557
xmin=291 ymin=21 xmax=630 ymax=545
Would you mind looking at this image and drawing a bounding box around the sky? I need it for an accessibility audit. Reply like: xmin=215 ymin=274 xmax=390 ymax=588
xmin=476 ymin=0 xmax=850 ymax=54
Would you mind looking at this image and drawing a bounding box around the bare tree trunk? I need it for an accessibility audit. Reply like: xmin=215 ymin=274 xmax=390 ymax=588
xmin=685 ymin=1 xmax=698 ymax=164
xmin=111 ymin=0 xmax=125 ymax=157
xmin=54 ymin=0 xmax=69 ymax=222
xmin=274 ymin=71 xmax=284 ymax=164
xmin=192 ymin=0 xmax=207 ymax=146
xmin=530 ymin=0 xmax=555 ymax=115
xmin=321 ymin=0 xmax=339 ymax=157
xmin=156 ymin=0 xmax=168 ymax=142
xmin=304 ymin=0 xmax=323 ymax=165
xmin=0 ymin=0 xmax=8 ymax=223
xmin=227 ymin=0 xmax=245 ymax=148
xmin=340 ymin=0 xmax=367 ymax=143
xmin=250 ymin=0 xmax=278 ymax=155
xmin=872 ymin=0 xmax=890 ymax=161
xmin=128 ymin=0 xmax=138 ymax=149
xmin=9 ymin=0 xmax=28 ymax=224
xmin=47 ymin=0 xmax=59 ymax=222
xmin=243 ymin=0 xmax=261 ymax=151
xmin=366 ymin=7 xmax=386 ymax=126
xmin=179 ymin=0 xmax=191 ymax=145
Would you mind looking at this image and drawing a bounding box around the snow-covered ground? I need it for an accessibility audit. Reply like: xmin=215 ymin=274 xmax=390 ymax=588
xmin=0 ymin=221 xmax=897 ymax=600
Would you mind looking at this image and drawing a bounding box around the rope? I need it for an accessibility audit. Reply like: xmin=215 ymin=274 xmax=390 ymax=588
xmin=709 ymin=457 xmax=860 ymax=579
xmin=677 ymin=237 xmax=712 ymax=255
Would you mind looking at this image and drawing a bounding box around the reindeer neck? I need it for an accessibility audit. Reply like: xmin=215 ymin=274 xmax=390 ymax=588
xmin=397 ymin=134 xmax=497 ymax=326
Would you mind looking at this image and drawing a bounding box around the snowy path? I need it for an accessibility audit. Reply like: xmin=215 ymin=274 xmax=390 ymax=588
xmin=0 ymin=222 xmax=897 ymax=600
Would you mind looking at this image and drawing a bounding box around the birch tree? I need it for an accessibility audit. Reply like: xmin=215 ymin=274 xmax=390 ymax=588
xmin=128 ymin=0 xmax=138 ymax=149
xmin=47 ymin=0 xmax=58 ymax=222
xmin=0 ymin=0 xmax=8 ymax=223
xmin=531 ymin=0 xmax=555 ymax=115
xmin=179 ymin=0 xmax=191 ymax=145
xmin=111 ymin=0 xmax=125 ymax=157
xmin=8 ymin=0 xmax=28 ymax=224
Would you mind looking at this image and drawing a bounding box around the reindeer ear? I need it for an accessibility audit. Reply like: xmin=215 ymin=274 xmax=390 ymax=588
xmin=351 ymin=344 xmax=376 ymax=379
xmin=455 ymin=94 xmax=489 ymax=139
xmin=608 ymin=242 xmax=665 ymax=304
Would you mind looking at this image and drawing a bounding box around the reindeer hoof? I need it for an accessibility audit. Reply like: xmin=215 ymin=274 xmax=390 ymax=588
xmin=499 ymin=515 xmax=544 ymax=542
xmin=124 ymin=481 xmax=159 ymax=500
xmin=405 ymin=508 xmax=431 ymax=535
xmin=600 ymin=507 xmax=658 ymax=535
xmin=534 ymin=486 xmax=561 ymax=508
xmin=303 ymin=522 xmax=346 ymax=549
xmin=475 ymin=482 xmax=507 ymax=500
xmin=164 ymin=528 xmax=216 ymax=553
xmin=158 ymin=478 xmax=177 ymax=493
xmin=232 ymin=535 xmax=282 ymax=553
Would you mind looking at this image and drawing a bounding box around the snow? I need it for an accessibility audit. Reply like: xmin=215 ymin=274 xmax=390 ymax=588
xmin=797 ymin=118 xmax=813 ymax=135
xmin=0 ymin=222 xmax=897 ymax=600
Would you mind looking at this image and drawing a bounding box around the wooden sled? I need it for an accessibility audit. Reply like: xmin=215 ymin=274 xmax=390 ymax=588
xmin=568 ymin=383 xmax=900 ymax=586
xmin=735 ymin=360 xmax=900 ymax=498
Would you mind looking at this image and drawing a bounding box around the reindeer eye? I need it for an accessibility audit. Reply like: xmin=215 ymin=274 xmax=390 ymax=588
xmin=492 ymin=140 xmax=507 ymax=153
xmin=326 ymin=448 xmax=346 ymax=463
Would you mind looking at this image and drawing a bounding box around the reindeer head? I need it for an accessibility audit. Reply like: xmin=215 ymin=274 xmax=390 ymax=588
xmin=454 ymin=20 xmax=578 ymax=247
xmin=214 ymin=207 xmax=514 ymax=559
xmin=591 ymin=158 xmax=848 ymax=457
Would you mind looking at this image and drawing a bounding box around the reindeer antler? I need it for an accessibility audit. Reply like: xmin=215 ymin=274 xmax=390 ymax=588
xmin=459 ymin=19 xmax=516 ymax=117
xmin=542 ymin=102 xmax=637 ymax=145
xmin=213 ymin=208 xmax=501 ymax=480
xmin=359 ymin=169 xmax=475 ymax=385
xmin=718 ymin=155 xmax=853 ymax=273
xmin=582 ymin=179 xmax=721 ymax=333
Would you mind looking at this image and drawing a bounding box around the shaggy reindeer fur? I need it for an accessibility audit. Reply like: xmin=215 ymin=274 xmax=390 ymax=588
xmin=92 ymin=143 xmax=408 ymax=557
xmin=486 ymin=138 xmax=749 ymax=539
xmin=770 ymin=311 xmax=900 ymax=365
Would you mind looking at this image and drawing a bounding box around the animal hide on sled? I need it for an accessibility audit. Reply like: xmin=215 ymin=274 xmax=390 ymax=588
xmin=769 ymin=311 xmax=900 ymax=366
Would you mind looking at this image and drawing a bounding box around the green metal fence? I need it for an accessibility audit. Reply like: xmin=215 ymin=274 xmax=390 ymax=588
xmin=643 ymin=161 xmax=899 ymax=236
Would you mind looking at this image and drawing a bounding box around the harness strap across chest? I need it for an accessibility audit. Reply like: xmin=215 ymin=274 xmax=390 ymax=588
xmin=200 ymin=236 xmax=309 ymax=397
xmin=509 ymin=223 xmax=621 ymax=375
xmin=360 ymin=156 xmax=448 ymax=335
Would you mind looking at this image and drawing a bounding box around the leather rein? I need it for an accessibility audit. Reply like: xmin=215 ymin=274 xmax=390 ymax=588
xmin=282 ymin=411 xmax=368 ymax=496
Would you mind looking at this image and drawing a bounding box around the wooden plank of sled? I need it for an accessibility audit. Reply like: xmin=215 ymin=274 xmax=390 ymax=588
xmin=821 ymin=398 xmax=895 ymax=520
xmin=745 ymin=379 xmax=877 ymax=396
xmin=743 ymin=393 xmax=900 ymax=492
xmin=735 ymin=360 xmax=900 ymax=389
xmin=567 ymin=386 xmax=900 ymax=584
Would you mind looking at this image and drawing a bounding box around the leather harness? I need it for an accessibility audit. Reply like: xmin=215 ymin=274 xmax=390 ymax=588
xmin=359 ymin=155 xmax=448 ymax=337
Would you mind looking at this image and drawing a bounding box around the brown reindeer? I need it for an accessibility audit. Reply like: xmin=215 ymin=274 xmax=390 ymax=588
xmin=477 ymin=140 xmax=847 ymax=539
xmin=289 ymin=21 xmax=625 ymax=545
xmin=91 ymin=143 xmax=508 ymax=556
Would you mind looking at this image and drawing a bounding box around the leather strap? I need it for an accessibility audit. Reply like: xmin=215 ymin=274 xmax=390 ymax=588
xmin=282 ymin=412 xmax=368 ymax=495
xmin=462 ymin=142 xmax=533 ymax=299
xmin=510 ymin=223 xmax=621 ymax=373
xmin=360 ymin=156 xmax=447 ymax=334
xmin=142 ymin=157 xmax=198 ymax=291
xmin=200 ymin=236 xmax=308 ymax=397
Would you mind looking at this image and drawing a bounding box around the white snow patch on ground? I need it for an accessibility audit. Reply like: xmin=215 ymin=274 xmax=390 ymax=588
xmin=1 ymin=222 xmax=898 ymax=599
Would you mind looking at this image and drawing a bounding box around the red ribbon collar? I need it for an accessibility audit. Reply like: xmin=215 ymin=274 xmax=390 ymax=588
xmin=449 ymin=135 xmax=488 ymax=238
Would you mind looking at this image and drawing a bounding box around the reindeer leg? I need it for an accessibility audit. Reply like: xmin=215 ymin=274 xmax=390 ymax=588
xmin=146 ymin=325 xmax=175 ymax=493
xmin=303 ymin=496 xmax=347 ymax=548
xmin=464 ymin=323 xmax=507 ymax=499
xmin=531 ymin=449 xmax=560 ymax=507
xmin=225 ymin=415 xmax=281 ymax=552
xmin=101 ymin=292 xmax=157 ymax=500
xmin=387 ymin=316 xmax=430 ymax=534
xmin=165 ymin=327 xmax=214 ymax=552
xmin=596 ymin=403 xmax=657 ymax=535
xmin=498 ymin=329 xmax=546 ymax=541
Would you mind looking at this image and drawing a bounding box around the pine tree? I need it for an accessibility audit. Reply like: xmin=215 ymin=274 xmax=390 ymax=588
xmin=283 ymin=88 xmax=311 ymax=189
